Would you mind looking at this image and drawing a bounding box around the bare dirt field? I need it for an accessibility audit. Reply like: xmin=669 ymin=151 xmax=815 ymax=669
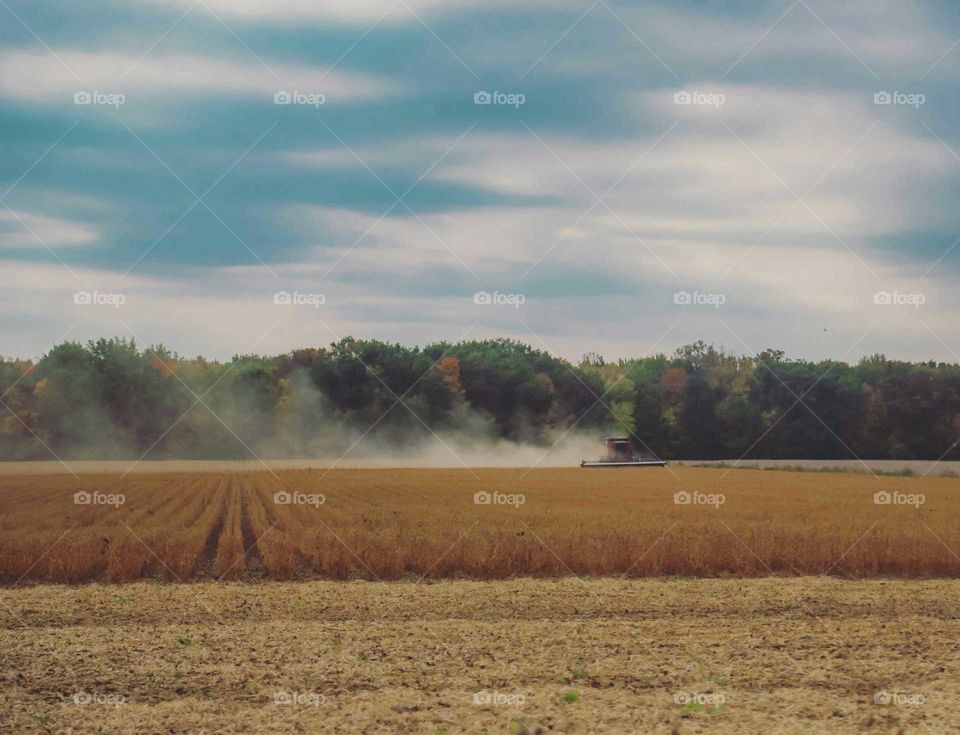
xmin=2 ymin=466 xmax=959 ymax=582
xmin=1 ymin=578 xmax=957 ymax=734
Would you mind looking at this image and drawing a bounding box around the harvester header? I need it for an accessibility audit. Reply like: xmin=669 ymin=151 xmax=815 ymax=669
xmin=580 ymin=437 xmax=668 ymax=468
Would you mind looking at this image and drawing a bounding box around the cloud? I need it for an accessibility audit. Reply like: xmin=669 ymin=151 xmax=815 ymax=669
xmin=0 ymin=49 xmax=402 ymax=105
xmin=131 ymin=0 xmax=581 ymax=26
xmin=2 ymin=0 xmax=959 ymax=367
xmin=0 ymin=210 xmax=100 ymax=249
xmin=2 ymin=249 xmax=954 ymax=370
xmin=264 ymin=73 xmax=959 ymax=364
xmin=281 ymin=84 xmax=954 ymax=254
xmin=537 ymin=0 xmax=954 ymax=79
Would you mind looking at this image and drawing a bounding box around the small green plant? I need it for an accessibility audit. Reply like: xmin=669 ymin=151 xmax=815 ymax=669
xmin=696 ymin=666 xmax=728 ymax=685
xmin=176 ymin=636 xmax=192 ymax=647
xmin=561 ymin=691 xmax=579 ymax=704
xmin=682 ymin=700 xmax=722 ymax=715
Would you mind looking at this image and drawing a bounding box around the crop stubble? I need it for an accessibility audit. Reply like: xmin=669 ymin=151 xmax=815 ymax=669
xmin=1 ymin=578 xmax=958 ymax=733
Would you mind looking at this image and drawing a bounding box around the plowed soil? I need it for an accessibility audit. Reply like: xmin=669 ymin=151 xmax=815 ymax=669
xmin=2 ymin=578 xmax=957 ymax=733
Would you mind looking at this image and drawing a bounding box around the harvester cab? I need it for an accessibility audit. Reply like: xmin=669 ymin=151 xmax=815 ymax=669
xmin=580 ymin=437 xmax=668 ymax=468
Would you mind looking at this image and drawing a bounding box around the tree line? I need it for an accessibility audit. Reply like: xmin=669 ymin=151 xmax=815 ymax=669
xmin=0 ymin=337 xmax=958 ymax=461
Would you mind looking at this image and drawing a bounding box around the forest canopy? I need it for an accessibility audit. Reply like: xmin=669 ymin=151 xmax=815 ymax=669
xmin=1 ymin=337 xmax=958 ymax=461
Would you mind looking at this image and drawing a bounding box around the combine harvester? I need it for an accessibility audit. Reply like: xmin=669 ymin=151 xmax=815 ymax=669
xmin=580 ymin=437 xmax=668 ymax=468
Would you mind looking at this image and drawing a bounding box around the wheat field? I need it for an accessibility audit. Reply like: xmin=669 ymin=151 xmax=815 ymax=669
xmin=1 ymin=465 xmax=958 ymax=583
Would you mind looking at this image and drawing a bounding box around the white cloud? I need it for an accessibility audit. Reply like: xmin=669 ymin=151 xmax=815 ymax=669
xmin=0 ymin=210 xmax=100 ymax=248
xmin=132 ymin=0 xmax=580 ymax=26
xmin=266 ymin=77 xmax=959 ymax=363
xmin=283 ymin=84 xmax=954 ymax=252
xmin=541 ymin=0 xmax=953 ymax=78
xmin=2 ymin=1 xmax=957 ymax=364
xmin=1 ymin=251 xmax=953 ymax=368
xmin=663 ymin=1 xmax=937 ymax=63
xmin=0 ymin=257 xmax=480 ymax=360
xmin=288 ymin=203 xmax=576 ymax=269
xmin=0 ymin=50 xmax=401 ymax=105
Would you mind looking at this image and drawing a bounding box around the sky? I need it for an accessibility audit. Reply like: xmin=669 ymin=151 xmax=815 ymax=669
xmin=2 ymin=0 xmax=960 ymax=364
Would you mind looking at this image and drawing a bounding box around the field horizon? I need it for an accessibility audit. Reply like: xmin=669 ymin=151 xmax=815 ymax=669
xmin=3 ymin=457 xmax=959 ymax=476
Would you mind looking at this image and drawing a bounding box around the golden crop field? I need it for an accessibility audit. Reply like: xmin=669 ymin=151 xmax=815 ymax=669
xmin=2 ymin=466 xmax=958 ymax=583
